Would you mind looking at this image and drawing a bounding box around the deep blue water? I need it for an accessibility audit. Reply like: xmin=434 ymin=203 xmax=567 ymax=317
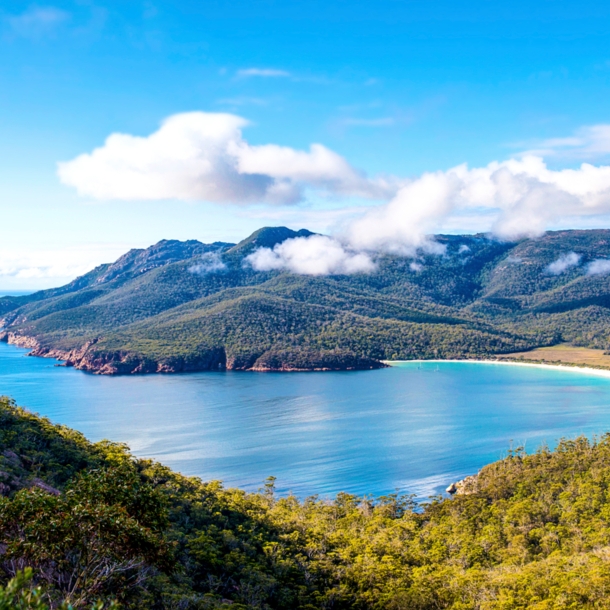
xmin=2 ymin=341 xmax=610 ymax=498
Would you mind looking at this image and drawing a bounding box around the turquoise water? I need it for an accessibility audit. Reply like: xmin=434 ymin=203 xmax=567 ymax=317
xmin=1 ymin=342 xmax=610 ymax=498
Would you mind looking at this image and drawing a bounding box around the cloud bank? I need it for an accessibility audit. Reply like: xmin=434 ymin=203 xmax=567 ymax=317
xmin=58 ymin=113 xmax=610 ymax=275
xmin=247 ymin=155 xmax=610 ymax=274
xmin=58 ymin=112 xmax=392 ymax=205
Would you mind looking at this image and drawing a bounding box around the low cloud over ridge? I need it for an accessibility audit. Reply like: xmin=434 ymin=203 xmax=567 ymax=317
xmin=246 ymin=235 xmax=375 ymax=275
xmin=587 ymin=259 xmax=610 ymax=276
xmin=58 ymin=113 xmax=610 ymax=275
xmin=546 ymin=252 xmax=581 ymax=275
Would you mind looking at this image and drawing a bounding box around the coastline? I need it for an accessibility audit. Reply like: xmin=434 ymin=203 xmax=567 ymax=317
xmin=384 ymin=358 xmax=610 ymax=378
xmin=0 ymin=331 xmax=385 ymax=374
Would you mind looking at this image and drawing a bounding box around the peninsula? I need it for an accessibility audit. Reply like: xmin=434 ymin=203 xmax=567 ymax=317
xmin=2 ymin=227 xmax=610 ymax=374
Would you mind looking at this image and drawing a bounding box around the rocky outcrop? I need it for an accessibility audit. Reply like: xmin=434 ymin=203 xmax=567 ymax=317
xmin=59 ymin=345 xmax=227 ymax=375
xmin=30 ymin=478 xmax=60 ymax=496
xmin=446 ymin=474 xmax=479 ymax=496
xmin=1 ymin=331 xmax=385 ymax=375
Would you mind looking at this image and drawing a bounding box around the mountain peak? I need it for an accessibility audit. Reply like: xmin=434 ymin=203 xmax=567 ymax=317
xmin=226 ymin=226 xmax=315 ymax=257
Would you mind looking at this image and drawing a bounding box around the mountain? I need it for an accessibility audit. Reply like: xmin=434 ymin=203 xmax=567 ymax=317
xmin=1 ymin=227 xmax=610 ymax=374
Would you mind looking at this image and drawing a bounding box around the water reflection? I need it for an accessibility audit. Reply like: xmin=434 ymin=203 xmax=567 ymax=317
xmin=2 ymin=343 xmax=610 ymax=498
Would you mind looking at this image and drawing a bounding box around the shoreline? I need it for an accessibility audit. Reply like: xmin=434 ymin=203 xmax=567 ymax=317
xmin=384 ymin=358 xmax=610 ymax=378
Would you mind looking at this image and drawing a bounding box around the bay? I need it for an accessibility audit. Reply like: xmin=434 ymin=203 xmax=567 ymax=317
xmin=1 ymin=341 xmax=610 ymax=498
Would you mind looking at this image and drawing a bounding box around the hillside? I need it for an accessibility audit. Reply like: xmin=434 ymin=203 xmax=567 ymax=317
xmin=2 ymin=227 xmax=610 ymax=373
xmin=5 ymin=397 xmax=610 ymax=608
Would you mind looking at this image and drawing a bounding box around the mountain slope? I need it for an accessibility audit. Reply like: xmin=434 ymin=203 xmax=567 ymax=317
xmin=2 ymin=227 xmax=610 ymax=373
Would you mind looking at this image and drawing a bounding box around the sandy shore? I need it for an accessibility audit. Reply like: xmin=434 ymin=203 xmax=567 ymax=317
xmin=383 ymin=359 xmax=610 ymax=378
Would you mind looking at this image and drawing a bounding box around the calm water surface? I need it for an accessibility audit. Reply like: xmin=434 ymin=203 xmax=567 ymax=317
xmin=1 ymin=342 xmax=610 ymax=498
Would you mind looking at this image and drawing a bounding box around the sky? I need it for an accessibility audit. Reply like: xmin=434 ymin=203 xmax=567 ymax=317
xmin=4 ymin=1 xmax=610 ymax=288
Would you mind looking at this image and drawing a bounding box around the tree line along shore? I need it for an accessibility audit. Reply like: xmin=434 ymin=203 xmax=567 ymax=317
xmin=4 ymin=228 xmax=610 ymax=375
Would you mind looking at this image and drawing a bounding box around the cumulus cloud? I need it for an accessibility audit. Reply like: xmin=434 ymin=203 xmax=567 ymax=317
xmin=587 ymin=259 xmax=610 ymax=276
xmin=242 ymin=154 xmax=610 ymax=275
xmin=346 ymin=169 xmax=455 ymax=255
xmin=58 ymin=113 xmax=610 ymax=274
xmin=546 ymin=252 xmax=581 ymax=275
xmin=246 ymin=235 xmax=375 ymax=275
xmin=58 ymin=112 xmax=391 ymax=205
xmin=237 ymin=68 xmax=290 ymax=78
xmin=344 ymin=155 xmax=610 ymax=255
xmin=188 ymin=251 xmax=227 ymax=275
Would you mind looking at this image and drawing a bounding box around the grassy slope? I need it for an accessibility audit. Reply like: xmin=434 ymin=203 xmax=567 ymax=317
xmin=5 ymin=398 xmax=610 ymax=608
xmin=500 ymin=343 xmax=610 ymax=369
xmin=2 ymin=228 xmax=610 ymax=371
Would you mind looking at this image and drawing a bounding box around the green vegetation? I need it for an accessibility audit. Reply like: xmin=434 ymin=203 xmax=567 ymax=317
xmin=2 ymin=227 xmax=610 ymax=372
xmin=5 ymin=397 xmax=610 ymax=608
xmin=499 ymin=343 xmax=610 ymax=369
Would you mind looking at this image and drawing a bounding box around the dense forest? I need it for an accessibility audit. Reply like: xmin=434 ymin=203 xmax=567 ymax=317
xmin=4 ymin=397 xmax=610 ymax=608
xmin=2 ymin=227 xmax=610 ymax=373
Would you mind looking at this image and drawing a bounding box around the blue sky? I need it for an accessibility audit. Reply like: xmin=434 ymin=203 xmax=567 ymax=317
xmin=3 ymin=0 xmax=610 ymax=288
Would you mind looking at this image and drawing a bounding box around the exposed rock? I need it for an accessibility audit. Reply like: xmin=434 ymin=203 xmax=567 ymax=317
xmin=446 ymin=475 xmax=479 ymax=496
xmin=30 ymin=478 xmax=61 ymax=496
xmin=2 ymin=331 xmax=386 ymax=375
xmin=2 ymin=450 xmax=21 ymax=465
xmin=92 ymin=239 xmax=221 ymax=285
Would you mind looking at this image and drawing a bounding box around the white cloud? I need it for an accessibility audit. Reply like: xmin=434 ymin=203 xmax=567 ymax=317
xmin=188 ymin=251 xmax=227 ymax=275
xmin=546 ymin=252 xmax=581 ymax=275
xmin=7 ymin=5 xmax=70 ymax=38
xmin=587 ymin=259 xmax=610 ymax=276
xmin=0 ymin=244 xmax=129 ymax=290
xmin=246 ymin=153 xmax=610 ymax=271
xmin=524 ymin=124 xmax=610 ymax=161
xmin=344 ymin=155 xmax=610 ymax=255
xmin=246 ymin=235 xmax=375 ymax=276
xmin=347 ymin=169 xmax=455 ymax=255
xmin=58 ymin=113 xmax=610 ymax=272
xmin=58 ymin=112 xmax=392 ymax=205
xmin=237 ymin=68 xmax=290 ymax=78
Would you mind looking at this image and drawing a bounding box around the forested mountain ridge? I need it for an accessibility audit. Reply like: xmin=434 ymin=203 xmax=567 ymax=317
xmin=1 ymin=227 xmax=610 ymax=373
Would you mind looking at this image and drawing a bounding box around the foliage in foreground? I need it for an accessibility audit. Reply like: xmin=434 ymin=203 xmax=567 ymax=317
xmin=5 ymin=396 xmax=610 ymax=608
xmin=0 ymin=568 xmax=118 ymax=609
